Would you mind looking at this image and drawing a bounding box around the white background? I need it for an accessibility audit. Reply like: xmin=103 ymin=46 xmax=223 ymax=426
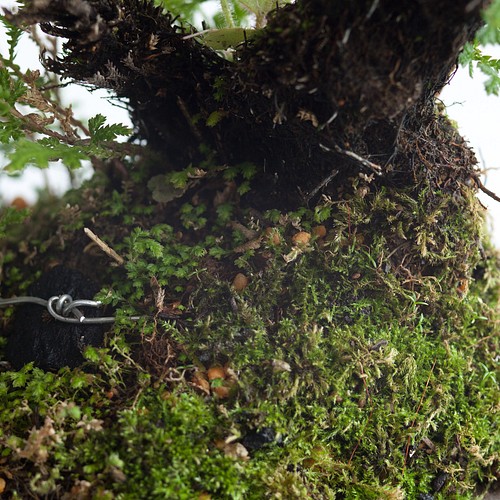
xmin=440 ymin=45 xmax=500 ymax=247
xmin=0 ymin=4 xmax=499 ymax=245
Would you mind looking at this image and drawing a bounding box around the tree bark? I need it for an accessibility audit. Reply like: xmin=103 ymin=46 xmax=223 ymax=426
xmin=10 ymin=0 xmax=484 ymax=206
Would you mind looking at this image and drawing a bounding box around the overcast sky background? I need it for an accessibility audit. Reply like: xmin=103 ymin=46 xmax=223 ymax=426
xmin=0 ymin=3 xmax=499 ymax=246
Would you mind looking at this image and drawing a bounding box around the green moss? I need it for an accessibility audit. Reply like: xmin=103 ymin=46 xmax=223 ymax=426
xmin=0 ymin=167 xmax=498 ymax=498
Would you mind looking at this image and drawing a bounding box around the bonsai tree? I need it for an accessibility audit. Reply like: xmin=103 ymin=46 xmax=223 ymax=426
xmin=0 ymin=0 xmax=498 ymax=497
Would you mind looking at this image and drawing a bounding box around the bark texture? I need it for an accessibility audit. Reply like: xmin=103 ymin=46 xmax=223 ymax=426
xmin=10 ymin=0 xmax=484 ymax=205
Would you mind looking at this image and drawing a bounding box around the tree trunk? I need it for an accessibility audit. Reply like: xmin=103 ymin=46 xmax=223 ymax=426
xmin=11 ymin=0 xmax=484 ymax=203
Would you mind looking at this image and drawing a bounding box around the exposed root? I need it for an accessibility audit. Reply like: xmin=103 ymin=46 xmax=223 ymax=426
xmin=477 ymin=178 xmax=500 ymax=203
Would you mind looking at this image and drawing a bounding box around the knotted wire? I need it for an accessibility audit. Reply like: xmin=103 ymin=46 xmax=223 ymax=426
xmin=0 ymin=295 xmax=141 ymax=324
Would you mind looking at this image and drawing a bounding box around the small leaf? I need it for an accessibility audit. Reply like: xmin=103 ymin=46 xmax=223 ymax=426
xmin=10 ymin=370 xmax=27 ymax=388
xmin=5 ymin=137 xmax=88 ymax=172
xmin=84 ymin=346 xmax=100 ymax=363
xmin=0 ymin=68 xmax=26 ymax=109
xmin=148 ymin=174 xmax=187 ymax=203
xmin=67 ymin=405 xmax=82 ymax=421
xmin=88 ymin=114 xmax=107 ymax=134
xmin=202 ymin=28 xmax=257 ymax=50
xmin=0 ymin=16 xmax=24 ymax=63
xmin=206 ymin=110 xmax=225 ymax=127
xmin=88 ymin=113 xmax=131 ymax=144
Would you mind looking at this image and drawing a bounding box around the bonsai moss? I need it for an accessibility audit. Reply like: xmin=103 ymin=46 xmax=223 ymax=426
xmin=0 ymin=0 xmax=498 ymax=497
xmin=0 ymin=149 xmax=498 ymax=498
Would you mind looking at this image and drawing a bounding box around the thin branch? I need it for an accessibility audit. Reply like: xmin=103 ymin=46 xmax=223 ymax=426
xmin=335 ymin=146 xmax=383 ymax=175
xmin=305 ymin=169 xmax=339 ymax=204
xmin=8 ymin=105 xmax=74 ymax=144
xmin=84 ymin=227 xmax=125 ymax=265
xmin=320 ymin=143 xmax=383 ymax=175
xmin=477 ymin=178 xmax=500 ymax=203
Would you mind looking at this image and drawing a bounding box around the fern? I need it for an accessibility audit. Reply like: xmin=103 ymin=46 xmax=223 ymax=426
xmin=5 ymin=20 xmax=23 ymax=64
xmin=0 ymin=68 xmax=26 ymax=112
xmin=4 ymin=137 xmax=88 ymax=172
xmin=459 ymin=42 xmax=500 ymax=96
xmin=0 ymin=15 xmax=24 ymax=65
xmin=459 ymin=0 xmax=500 ymax=95
xmin=1 ymin=16 xmax=133 ymax=177
xmin=476 ymin=0 xmax=500 ymax=45
xmin=88 ymin=113 xmax=131 ymax=144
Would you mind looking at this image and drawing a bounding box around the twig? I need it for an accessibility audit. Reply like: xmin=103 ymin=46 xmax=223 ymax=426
xmin=84 ymin=228 xmax=124 ymax=265
xmin=305 ymin=169 xmax=339 ymax=203
xmin=183 ymin=29 xmax=217 ymax=40
xmin=8 ymin=105 xmax=73 ymax=144
xmin=366 ymin=0 xmax=380 ymax=19
xmin=477 ymin=178 xmax=500 ymax=203
xmin=336 ymin=146 xmax=383 ymax=175
xmin=320 ymin=143 xmax=383 ymax=175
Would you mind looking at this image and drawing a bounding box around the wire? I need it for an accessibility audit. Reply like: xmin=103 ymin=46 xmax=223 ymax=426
xmin=0 ymin=295 xmax=142 ymax=325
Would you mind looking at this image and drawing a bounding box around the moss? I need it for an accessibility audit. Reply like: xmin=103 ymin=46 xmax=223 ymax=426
xmin=0 ymin=160 xmax=498 ymax=498
xmin=0 ymin=0 xmax=496 ymax=495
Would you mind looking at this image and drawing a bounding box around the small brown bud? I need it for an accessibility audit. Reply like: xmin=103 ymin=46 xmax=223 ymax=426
xmin=264 ymin=227 xmax=281 ymax=245
xmin=312 ymin=225 xmax=327 ymax=238
xmin=207 ymin=366 xmax=226 ymax=381
xmin=232 ymin=273 xmax=249 ymax=292
xmin=292 ymin=231 xmax=311 ymax=246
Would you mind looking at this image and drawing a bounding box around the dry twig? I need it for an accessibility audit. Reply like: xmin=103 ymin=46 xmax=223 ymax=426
xmin=84 ymin=227 xmax=124 ymax=265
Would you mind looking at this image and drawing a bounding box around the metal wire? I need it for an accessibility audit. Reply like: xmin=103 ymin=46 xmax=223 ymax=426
xmin=0 ymin=295 xmax=142 ymax=324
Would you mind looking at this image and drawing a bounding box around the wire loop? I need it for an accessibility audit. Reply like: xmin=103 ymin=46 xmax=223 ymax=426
xmin=0 ymin=295 xmax=141 ymax=324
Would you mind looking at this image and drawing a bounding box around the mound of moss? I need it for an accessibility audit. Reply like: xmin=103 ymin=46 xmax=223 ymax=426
xmin=0 ymin=157 xmax=499 ymax=499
